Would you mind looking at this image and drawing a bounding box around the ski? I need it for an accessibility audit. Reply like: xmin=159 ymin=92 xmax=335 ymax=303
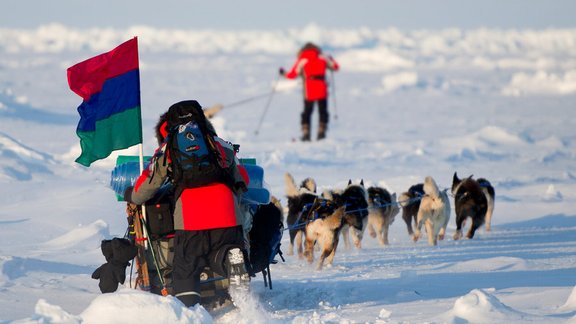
xmin=126 ymin=203 xmax=151 ymax=291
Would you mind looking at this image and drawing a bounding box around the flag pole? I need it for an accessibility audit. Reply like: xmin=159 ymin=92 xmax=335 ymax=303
xmin=137 ymin=143 xmax=149 ymax=249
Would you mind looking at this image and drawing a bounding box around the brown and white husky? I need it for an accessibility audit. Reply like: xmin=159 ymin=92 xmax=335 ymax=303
xmin=302 ymin=199 xmax=346 ymax=270
xmin=324 ymin=180 xmax=369 ymax=250
xmin=451 ymin=172 xmax=488 ymax=240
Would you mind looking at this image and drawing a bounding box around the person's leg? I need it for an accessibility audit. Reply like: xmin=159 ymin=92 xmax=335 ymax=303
xmin=172 ymin=230 xmax=207 ymax=307
xmin=300 ymin=100 xmax=314 ymax=141
xmin=317 ymin=99 xmax=329 ymax=140
xmin=208 ymin=226 xmax=250 ymax=293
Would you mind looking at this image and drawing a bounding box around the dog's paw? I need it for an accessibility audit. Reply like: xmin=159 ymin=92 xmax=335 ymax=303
xmin=453 ymin=231 xmax=462 ymax=240
xmin=412 ymin=232 xmax=420 ymax=242
xmin=438 ymin=234 xmax=445 ymax=240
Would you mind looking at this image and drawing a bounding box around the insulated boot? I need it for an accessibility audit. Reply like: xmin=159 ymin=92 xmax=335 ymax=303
xmin=301 ymin=124 xmax=311 ymax=142
xmin=176 ymin=292 xmax=201 ymax=307
xmin=225 ymin=248 xmax=250 ymax=290
xmin=317 ymin=122 xmax=328 ymax=140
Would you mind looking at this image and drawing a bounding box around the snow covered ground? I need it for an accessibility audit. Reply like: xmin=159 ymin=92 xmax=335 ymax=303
xmin=1 ymin=25 xmax=575 ymax=323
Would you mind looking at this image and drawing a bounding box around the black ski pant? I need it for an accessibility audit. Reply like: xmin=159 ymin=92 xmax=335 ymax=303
xmin=301 ymin=99 xmax=329 ymax=126
xmin=172 ymin=226 xmax=245 ymax=307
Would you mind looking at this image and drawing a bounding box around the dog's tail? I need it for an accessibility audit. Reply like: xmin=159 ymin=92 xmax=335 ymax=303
xmin=390 ymin=192 xmax=400 ymax=216
xmin=321 ymin=189 xmax=335 ymax=200
xmin=326 ymin=206 xmax=346 ymax=230
xmin=398 ymin=192 xmax=412 ymax=207
xmin=423 ymin=176 xmax=441 ymax=198
xmin=270 ymin=195 xmax=284 ymax=218
xmin=301 ymin=177 xmax=317 ymax=194
xmin=285 ymin=172 xmax=299 ymax=197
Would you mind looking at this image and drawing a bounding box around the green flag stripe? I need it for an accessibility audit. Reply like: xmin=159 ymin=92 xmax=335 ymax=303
xmin=75 ymin=107 xmax=142 ymax=167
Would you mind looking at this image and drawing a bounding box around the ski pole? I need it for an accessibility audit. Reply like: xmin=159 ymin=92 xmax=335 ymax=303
xmin=224 ymin=92 xmax=273 ymax=109
xmin=330 ymin=69 xmax=339 ymax=120
xmin=204 ymin=93 xmax=274 ymax=119
xmin=139 ymin=212 xmax=169 ymax=296
xmin=254 ymin=74 xmax=281 ymax=136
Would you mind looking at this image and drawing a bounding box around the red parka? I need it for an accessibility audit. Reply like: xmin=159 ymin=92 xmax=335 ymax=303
xmin=285 ymin=45 xmax=339 ymax=101
xmin=129 ymin=130 xmax=248 ymax=231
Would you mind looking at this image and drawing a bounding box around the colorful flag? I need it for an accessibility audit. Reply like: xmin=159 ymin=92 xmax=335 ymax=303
xmin=67 ymin=37 xmax=142 ymax=167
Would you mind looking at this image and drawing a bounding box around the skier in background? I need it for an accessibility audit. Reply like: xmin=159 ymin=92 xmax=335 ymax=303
xmin=279 ymin=42 xmax=339 ymax=141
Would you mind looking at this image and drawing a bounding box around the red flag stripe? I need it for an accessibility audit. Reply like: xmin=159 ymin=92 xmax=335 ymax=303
xmin=67 ymin=37 xmax=139 ymax=101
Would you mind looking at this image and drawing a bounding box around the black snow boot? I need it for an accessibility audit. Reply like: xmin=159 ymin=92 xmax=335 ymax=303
xmin=317 ymin=122 xmax=328 ymax=140
xmin=301 ymin=124 xmax=311 ymax=142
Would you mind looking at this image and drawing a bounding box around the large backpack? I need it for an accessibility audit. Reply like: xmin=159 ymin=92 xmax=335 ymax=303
xmin=248 ymin=200 xmax=284 ymax=289
xmin=162 ymin=100 xmax=233 ymax=195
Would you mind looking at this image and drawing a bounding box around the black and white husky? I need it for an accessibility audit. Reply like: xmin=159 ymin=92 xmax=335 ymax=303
xmin=451 ymin=172 xmax=488 ymax=240
xmin=398 ymin=183 xmax=424 ymax=236
xmin=366 ymin=186 xmax=399 ymax=246
xmin=412 ymin=176 xmax=450 ymax=246
xmin=284 ymin=173 xmax=318 ymax=258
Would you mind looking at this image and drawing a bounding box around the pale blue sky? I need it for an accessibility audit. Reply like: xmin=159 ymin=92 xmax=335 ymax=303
xmin=3 ymin=0 xmax=575 ymax=29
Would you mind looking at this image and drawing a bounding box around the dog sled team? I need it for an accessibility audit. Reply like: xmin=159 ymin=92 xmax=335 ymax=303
xmin=96 ymin=98 xmax=496 ymax=312
xmin=284 ymin=171 xmax=495 ymax=270
xmin=95 ymin=99 xmax=496 ymax=310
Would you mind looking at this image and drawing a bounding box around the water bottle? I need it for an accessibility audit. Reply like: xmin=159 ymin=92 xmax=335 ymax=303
xmin=110 ymin=162 xmax=142 ymax=197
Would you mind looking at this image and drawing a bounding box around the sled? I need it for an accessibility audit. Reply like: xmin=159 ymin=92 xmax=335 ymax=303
xmin=112 ymin=156 xmax=273 ymax=308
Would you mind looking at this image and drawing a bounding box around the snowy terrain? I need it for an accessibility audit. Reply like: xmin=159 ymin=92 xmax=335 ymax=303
xmin=1 ymin=25 xmax=575 ymax=323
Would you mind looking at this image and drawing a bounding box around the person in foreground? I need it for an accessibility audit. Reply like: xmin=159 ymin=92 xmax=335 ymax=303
xmin=125 ymin=100 xmax=250 ymax=307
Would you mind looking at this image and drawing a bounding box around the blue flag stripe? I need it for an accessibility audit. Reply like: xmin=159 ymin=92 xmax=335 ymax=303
xmin=76 ymin=69 xmax=140 ymax=132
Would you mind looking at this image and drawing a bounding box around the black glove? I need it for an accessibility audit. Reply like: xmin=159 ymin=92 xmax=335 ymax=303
xmin=92 ymin=238 xmax=137 ymax=293
xmin=279 ymin=67 xmax=285 ymax=76
xmin=92 ymin=262 xmax=120 ymax=293
xmin=123 ymin=186 xmax=134 ymax=203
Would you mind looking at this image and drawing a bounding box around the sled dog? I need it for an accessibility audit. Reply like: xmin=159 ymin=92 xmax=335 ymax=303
xmin=302 ymin=199 xmax=346 ymax=270
xmin=451 ymin=172 xmax=488 ymax=240
xmin=398 ymin=183 xmax=424 ymax=236
xmin=412 ymin=176 xmax=451 ymax=246
xmin=325 ymin=180 xmax=369 ymax=249
xmin=284 ymin=172 xmax=318 ymax=258
xmin=366 ymin=186 xmax=399 ymax=246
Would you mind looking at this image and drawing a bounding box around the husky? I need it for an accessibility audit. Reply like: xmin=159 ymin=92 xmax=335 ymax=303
xmin=284 ymin=172 xmax=318 ymax=258
xmin=412 ymin=176 xmax=451 ymax=246
xmin=451 ymin=172 xmax=488 ymax=240
xmin=398 ymin=183 xmax=424 ymax=236
xmin=477 ymin=178 xmax=495 ymax=231
xmin=325 ymin=180 xmax=369 ymax=249
xmin=366 ymin=186 xmax=399 ymax=246
xmin=302 ymin=199 xmax=346 ymax=270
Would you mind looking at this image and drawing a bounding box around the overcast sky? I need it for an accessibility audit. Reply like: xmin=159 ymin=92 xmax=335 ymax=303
xmin=3 ymin=0 xmax=576 ymax=30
